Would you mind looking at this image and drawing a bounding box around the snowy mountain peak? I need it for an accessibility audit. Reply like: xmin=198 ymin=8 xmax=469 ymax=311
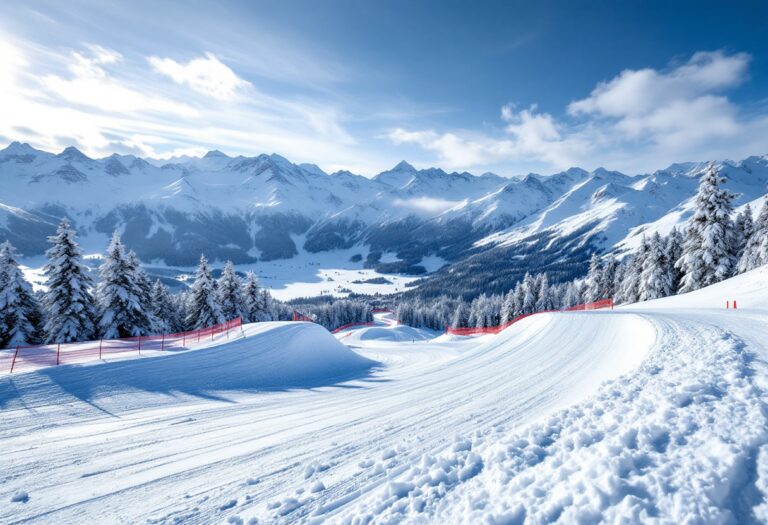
xmin=1 ymin=141 xmax=39 ymax=156
xmin=57 ymin=146 xmax=91 ymax=163
xmin=203 ymin=149 xmax=229 ymax=159
xmin=392 ymin=160 xmax=417 ymax=172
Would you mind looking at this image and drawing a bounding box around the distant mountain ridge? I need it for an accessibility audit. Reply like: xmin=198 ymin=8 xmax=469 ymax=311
xmin=1 ymin=141 xmax=767 ymax=295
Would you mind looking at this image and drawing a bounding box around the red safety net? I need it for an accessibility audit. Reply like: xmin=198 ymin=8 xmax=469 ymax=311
xmin=445 ymin=298 xmax=614 ymax=336
xmin=331 ymin=322 xmax=376 ymax=334
xmin=1 ymin=317 xmax=242 ymax=374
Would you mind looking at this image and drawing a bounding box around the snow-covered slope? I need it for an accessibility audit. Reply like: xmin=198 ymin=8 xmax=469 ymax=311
xmin=1 ymin=267 xmax=767 ymax=522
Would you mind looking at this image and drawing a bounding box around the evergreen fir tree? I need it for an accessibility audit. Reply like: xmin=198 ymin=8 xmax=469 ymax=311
xmin=618 ymin=236 xmax=648 ymax=305
xmin=452 ymin=299 xmax=470 ymax=328
xmin=0 ymin=242 xmax=44 ymax=346
xmin=150 ymin=279 xmax=182 ymax=333
xmin=97 ymin=233 xmax=153 ymax=338
xmin=738 ymin=196 xmax=768 ymax=273
xmin=217 ymin=261 xmax=245 ymax=321
xmin=41 ymin=219 xmax=97 ymax=343
xmin=599 ymin=256 xmax=618 ymax=300
xmin=521 ymin=273 xmax=536 ymax=314
xmin=126 ymin=250 xmax=158 ymax=333
xmin=513 ymin=281 xmax=525 ymax=316
xmin=639 ymin=232 xmax=673 ymax=301
xmin=665 ymin=227 xmax=685 ymax=292
xmin=677 ymin=165 xmax=736 ymax=292
xmin=500 ymin=289 xmax=515 ymax=323
xmin=584 ymin=253 xmax=602 ymax=302
xmin=186 ymin=255 xmax=224 ymax=329
xmin=535 ymin=273 xmax=555 ymax=311
xmin=242 ymin=271 xmax=262 ymax=322
xmin=562 ymin=281 xmax=580 ymax=308
xmin=733 ymin=204 xmax=754 ymax=260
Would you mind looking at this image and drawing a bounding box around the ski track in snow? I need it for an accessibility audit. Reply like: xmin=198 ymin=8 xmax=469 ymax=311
xmin=1 ymin=270 xmax=768 ymax=524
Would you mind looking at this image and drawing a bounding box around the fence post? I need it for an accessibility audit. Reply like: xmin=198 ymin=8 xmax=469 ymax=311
xmin=99 ymin=339 xmax=103 ymax=360
xmin=56 ymin=343 xmax=61 ymax=366
xmin=10 ymin=346 xmax=19 ymax=374
xmin=138 ymin=336 xmax=142 ymax=355
xmin=161 ymin=333 xmax=165 ymax=351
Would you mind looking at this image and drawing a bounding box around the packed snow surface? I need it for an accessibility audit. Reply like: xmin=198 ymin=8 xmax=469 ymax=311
xmin=1 ymin=269 xmax=768 ymax=523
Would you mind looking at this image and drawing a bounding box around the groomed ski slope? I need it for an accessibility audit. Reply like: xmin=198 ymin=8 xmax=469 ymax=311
xmin=0 ymin=268 xmax=767 ymax=523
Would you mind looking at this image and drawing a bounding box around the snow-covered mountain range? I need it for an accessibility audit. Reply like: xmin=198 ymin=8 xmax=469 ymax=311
xmin=1 ymin=141 xmax=767 ymax=294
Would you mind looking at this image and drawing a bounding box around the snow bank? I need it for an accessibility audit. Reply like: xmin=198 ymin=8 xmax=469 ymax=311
xmin=0 ymin=322 xmax=377 ymax=413
xmin=341 ymin=325 xmax=437 ymax=344
xmin=628 ymin=265 xmax=768 ymax=310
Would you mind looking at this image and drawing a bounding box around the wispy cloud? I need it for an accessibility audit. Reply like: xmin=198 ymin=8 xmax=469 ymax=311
xmin=149 ymin=52 xmax=251 ymax=102
xmin=0 ymin=33 xmax=386 ymax=174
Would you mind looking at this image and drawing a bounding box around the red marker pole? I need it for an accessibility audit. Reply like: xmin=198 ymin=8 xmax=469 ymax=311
xmin=726 ymin=300 xmax=730 ymax=309
xmin=734 ymin=300 xmax=738 ymax=309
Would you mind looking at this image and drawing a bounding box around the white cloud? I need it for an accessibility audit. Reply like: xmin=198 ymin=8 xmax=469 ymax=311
xmin=392 ymin=196 xmax=465 ymax=215
xmin=41 ymin=46 xmax=198 ymax=117
xmin=388 ymin=105 xmax=589 ymax=171
xmin=0 ymin=34 xmax=387 ymax=175
xmin=389 ymin=51 xmax=768 ymax=175
xmin=149 ymin=52 xmax=251 ymax=101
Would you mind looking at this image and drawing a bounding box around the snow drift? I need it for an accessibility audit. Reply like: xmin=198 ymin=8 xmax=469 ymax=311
xmin=0 ymin=321 xmax=377 ymax=413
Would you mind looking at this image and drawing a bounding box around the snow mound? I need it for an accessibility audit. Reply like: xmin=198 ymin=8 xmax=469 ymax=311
xmin=0 ymin=322 xmax=377 ymax=412
xmin=628 ymin=264 xmax=768 ymax=310
xmin=343 ymin=325 xmax=437 ymax=343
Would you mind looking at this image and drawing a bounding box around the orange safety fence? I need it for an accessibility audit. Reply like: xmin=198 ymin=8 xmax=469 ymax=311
xmin=0 ymin=317 xmax=243 ymax=374
xmin=445 ymin=298 xmax=614 ymax=336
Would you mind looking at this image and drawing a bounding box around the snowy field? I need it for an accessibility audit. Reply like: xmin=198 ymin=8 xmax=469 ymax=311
xmin=1 ymin=268 xmax=768 ymax=523
xmin=20 ymin=245 xmax=445 ymax=301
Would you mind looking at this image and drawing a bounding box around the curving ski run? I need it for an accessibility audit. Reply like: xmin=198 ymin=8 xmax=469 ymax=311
xmin=0 ymin=269 xmax=767 ymax=524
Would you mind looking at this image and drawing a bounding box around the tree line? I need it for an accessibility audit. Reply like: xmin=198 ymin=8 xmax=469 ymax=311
xmin=0 ymin=222 xmax=283 ymax=347
xmin=396 ymin=165 xmax=768 ymax=330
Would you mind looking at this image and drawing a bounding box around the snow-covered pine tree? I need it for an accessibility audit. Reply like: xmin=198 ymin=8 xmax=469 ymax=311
xmin=500 ymin=288 xmax=515 ymax=323
xmin=512 ymin=281 xmax=525 ymax=316
xmin=0 ymin=242 xmax=44 ymax=346
xmin=733 ymin=204 xmax=754 ymax=260
xmin=599 ymin=256 xmax=618 ymax=301
xmin=677 ymin=165 xmax=736 ymax=292
xmin=665 ymin=227 xmax=684 ymax=292
xmin=738 ymin=196 xmax=768 ymax=273
xmin=639 ymin=232 xmax=673 ymax=301
xmin=452 ymin=299 xmax=470 ymax=328
xmin=535 ymin=273 xmax=555 ymax=312
xmin=41 ymin=219 xmax=98 ymax=343
xmin=217 ymin=261 xmax=245 ymax=321
xmin=259 ymin=289 xmax=277 ymax=321
xmin=562 ymin=281 xmax=580 ymax=309
xmin=242 ymin=271 xmax=262 ymax=322
xmin=619 ymin=235 xmax=649 ymax=304
xmin=150 ymin=279 xmax=183 ymax=333
xmin=584 ymin=253 xmax=602 ymax=303
xmin=186 ymin=255 xmax=224 ymax=329
xmin=97 ymin=233 xmax=154 ymax=339
xmin=521 ymin=273 xmax=536 ymax=314
xmin=126 ymin=250 xmax=158 ymax=334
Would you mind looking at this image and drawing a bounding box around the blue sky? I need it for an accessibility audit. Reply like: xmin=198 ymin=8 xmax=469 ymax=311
xmin=1 ymin=0 xmax=767 ymax=176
